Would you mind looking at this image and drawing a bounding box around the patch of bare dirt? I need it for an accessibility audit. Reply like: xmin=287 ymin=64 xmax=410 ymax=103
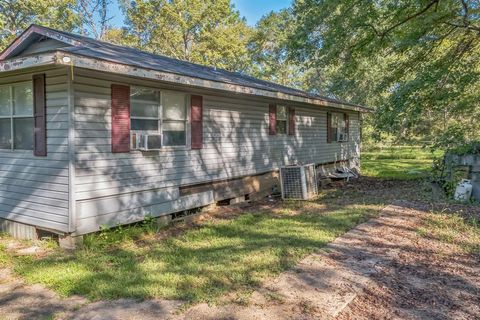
xmin=336 ymin=177 xmax=480 ymax=220
xmin=0 ymin=268 xmax=88 ymax=320
xmin=336 ymin=202 xmax=480 ymax=320
xmin=0 ymin=267 xmax=182 ymax=320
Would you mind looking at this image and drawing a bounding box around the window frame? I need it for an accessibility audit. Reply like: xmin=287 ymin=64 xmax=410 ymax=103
xmin=0 ymin=81 xmax=34 ymax=151
xmin=130 ymin=86 xmax=191 ymax=149
xmin=330 ymin=112 xmax=348 ymax=143
xmin=276 ymin=105 xmax=288 ymax=135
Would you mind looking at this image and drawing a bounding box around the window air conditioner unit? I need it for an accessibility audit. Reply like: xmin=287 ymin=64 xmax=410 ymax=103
xmin=131 ymin=133 xmax=163 ymax=150
xmin=280 ymin=163 xmax=318 ymax=200
xmin=338 ymin=133 xmax=346 ymax=142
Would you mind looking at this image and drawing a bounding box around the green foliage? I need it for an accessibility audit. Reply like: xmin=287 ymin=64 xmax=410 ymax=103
xmin=83 ymin=216 xmax=158 ymax=249
xmin=247 ymin=9 xmax=306 ymax=88
xmin=433 ymin=160 xmax=467 ymax=197
xmin=101 ymin=27 xmax=137 ymax=46
xmin=447 ymin=141 xmax=480 ymax=155
xmin=0 ymin=0 xmax=80 ymax=51
xmin=121 ymin=0 xmax=252 ymax=71
xmin=0 ymin=242 xmax=9 ymax=267
xmin=289 ymin=0 xmax=480 ymax=149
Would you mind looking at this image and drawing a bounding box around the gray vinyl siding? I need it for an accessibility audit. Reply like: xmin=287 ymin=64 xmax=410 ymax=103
xmin=0 ymin=67 xmax=70 ymax=232
xmin=72 ymin=69 xmax=361 ymax=234
xmin=14 ymin=38 xmax=68 ymax=58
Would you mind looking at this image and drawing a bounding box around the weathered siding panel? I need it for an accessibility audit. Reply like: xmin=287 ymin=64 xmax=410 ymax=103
xmin=14 ymin=38 xmax=68 ymax=58
xmin=0 ymin=68 xmax=70 ymax=232
xmin=73 ymin=70 xmax=360 ymax=234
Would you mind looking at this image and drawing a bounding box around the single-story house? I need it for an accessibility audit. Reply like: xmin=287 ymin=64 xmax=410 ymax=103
xmin=0 ymin=25 xmax=369 ymax=246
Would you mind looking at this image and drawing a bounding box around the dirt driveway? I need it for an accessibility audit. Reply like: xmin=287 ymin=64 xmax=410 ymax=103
xmin=337 ymin=202 xmax=480 ymax=320
xmin=1 ymin=198 xmax=478 ymax=320
xmin=175 ymin=201 xmax=480 ymax=320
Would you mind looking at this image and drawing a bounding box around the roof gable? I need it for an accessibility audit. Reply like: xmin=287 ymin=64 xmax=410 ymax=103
xmin=12 ymin=37 xmax=67 ymax=58
xmin=0 ymin=25 xmax=80 ymax=61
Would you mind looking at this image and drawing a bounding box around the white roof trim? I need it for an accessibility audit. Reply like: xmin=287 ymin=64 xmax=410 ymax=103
xmin=0 ymin=52 xmax=57 ymax=72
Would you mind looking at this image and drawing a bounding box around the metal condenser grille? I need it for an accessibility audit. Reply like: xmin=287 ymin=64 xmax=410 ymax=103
xmin=280 ymin=164 xmax=318 ymax=200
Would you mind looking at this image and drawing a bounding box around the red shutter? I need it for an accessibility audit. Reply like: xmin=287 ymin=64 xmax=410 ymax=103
xmin=345 ymin=113 xmax=350 ymax=141
xmin=269 ymin=104 xmax=276 ymax=135
xmin=327 ymin=112 xmax=332 ymax=143
xmin=191 ymin=95 xmax=203 ymax=149
xmin=33 ymin=74 xmax=47 ymax=156
xmin=288 ymin=107 xmax=295 ymax=135
xmin=111 ymin=84 xmax=130 ymax=153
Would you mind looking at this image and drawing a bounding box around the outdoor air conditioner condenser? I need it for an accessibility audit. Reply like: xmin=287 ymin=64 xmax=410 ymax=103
xmin=280 ymin=163 xmax=318 ymax=200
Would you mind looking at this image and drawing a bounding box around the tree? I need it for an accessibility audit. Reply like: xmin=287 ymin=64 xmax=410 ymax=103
xmin=102 ymin=27 xmax=137 ymax=46
xmin=290 ymin=0 xmax=480 ymax=148
xmin=76 ymin=0 xmax=114 ymax=40
xmin=122 ymin=0 xmax=252 ymax=71
xmin=248 ymin=9 xmax=306 ymax=89
xmin=0 ymin=0 xmax=80 ymax=51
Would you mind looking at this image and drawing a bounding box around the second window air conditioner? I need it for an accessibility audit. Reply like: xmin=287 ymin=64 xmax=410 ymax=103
xmin=337 ymin=128 xmax=348 ymax=142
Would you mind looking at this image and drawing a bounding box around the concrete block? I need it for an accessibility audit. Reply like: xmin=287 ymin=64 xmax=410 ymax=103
xmin=183 ymin=213 xmax=205 ymax=224
xmin=319 ymin=178 xmax=332 ymax=189
xmin=156 ymin=215 xmax=173 ymax=228
xmin=229 ymin=196 xmax=246 ymax=205
xmin=249 ymin=190 xmax=271 ymax=201
xmin=59 ymin=235 xmax=84 ymax=250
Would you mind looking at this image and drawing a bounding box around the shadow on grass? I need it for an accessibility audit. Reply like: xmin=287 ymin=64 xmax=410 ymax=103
xmin=11 ymin=207 xmax=373 ymax=303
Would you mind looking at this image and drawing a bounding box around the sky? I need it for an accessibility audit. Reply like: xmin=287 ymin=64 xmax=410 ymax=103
xmin=109 ymin=0 xmax=292 ymax=27
xmin=232 ymin=0 xmax=292 ymax=25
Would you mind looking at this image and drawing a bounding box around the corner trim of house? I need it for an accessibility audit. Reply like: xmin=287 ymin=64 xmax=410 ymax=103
xmin=67 ymin=66 xmax=77 ymax=233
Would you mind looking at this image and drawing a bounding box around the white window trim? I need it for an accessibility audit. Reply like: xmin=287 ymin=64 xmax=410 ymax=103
xmin=0 ymin=81 xmax=34 ymax=151
xmin=130 ymin=86 xmax=191 ymax=150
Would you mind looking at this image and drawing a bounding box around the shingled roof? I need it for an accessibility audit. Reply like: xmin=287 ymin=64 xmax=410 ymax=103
xmin=0 ymin=24 xmax=369 ymax=111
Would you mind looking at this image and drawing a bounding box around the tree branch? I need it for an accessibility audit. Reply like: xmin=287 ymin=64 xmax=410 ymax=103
xmin=378 ymin=0 xmax=439 ymax=39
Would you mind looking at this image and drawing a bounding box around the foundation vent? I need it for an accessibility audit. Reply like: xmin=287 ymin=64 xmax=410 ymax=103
xmin=280 ymin=164 xmax=318 ymax=200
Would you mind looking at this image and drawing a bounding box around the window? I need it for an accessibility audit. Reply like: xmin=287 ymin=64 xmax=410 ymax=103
xmin=276 ymin=105 xmax=287 ymax=134
xmin=0 ymin=83 xmax=34 ymax=150
xmin=330 ymin=112 xmax=348 ymax=142
xmin=130 ymin=87 xmax=188 ymax=147
xmin=162 ymin=92 xmax=188 ymax=146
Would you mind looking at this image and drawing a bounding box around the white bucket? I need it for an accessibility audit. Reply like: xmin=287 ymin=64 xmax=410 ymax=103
xmin=454 ymin=179 xmax=473 ymax=201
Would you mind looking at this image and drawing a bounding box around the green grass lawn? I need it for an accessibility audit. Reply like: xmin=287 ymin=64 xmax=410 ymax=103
xmin=1 ymin=203 xmax=377 ymax=303
xmin=361 ymin=145 xmax=442 ymax=179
